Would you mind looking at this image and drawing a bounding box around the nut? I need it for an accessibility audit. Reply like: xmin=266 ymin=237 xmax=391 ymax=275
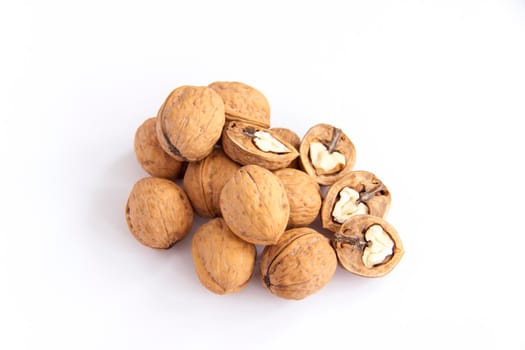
xmin=321 ymin=171 xmax=391 ymax=233
xmin=222 ymin=121 xmax=299 ymax=170
xmin=183 ymin=148 xmax=240 ymax=217
xmin=134 ymin=117 xmax=184 ymax=178
xmin=270 ymin=127 xmax=301 ymax=168
xmin=192 ymin=218 xmax=256 ymax=294
xmin=156 ymin=85 xmax=225 ymax=161
xmin=260 ymin=228 xmax=337 ymax=300
xmin=274 ymin=168 xmax=322 ymax=228
xmin=299 ymin=124 xmax=356 ymax=185
xmin=332 ymin=215 xmax=404 ymax=277
xmin=253 ymin=130 xmax=290 ymax=153
xmin=219 ymin=165 xmax=289 ymax=245
xmin=125 ymin=177 xmax=193 ymax=249
xmin=209 ymin=81 xmax=270 ymax=128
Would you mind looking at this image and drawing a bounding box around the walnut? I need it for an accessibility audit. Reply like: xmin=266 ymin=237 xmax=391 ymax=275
xmin=183 ymin=148 xmax=240 ymax=217
xmin=208 ymin=81 xmax=270 ymax=128
xmin=125 ymin=177 xmax=193 ymax=249
xmin=219 ymin=165 xmax=289 ymax=245
xmin=274 ymin=168 xmax=322 ymax=228
xmin=156 ymin=86 xmax=225 ymax=162
xmin=321 ymin=171 xmax=391 ymax=233
xmin=299 ymin=124 xmax=356 ymax=185
xmin=192 ymin=218 xmax=256 ymax=294
xmin=134 ymin=117 xmax=184 ymax=179
xmin=332 ymin=215 xmax=404 ymax=277
xmin=270 ymin=127 xmax=301 ymax=168
xmin=260 ymin=228 xmax=337 ymax=300
xmin=222 ymin=121 xmax=299 ymax=170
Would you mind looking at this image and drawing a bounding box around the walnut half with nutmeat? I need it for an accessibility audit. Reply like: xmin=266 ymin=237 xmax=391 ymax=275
xmin=321 ymin=171 xmax=391 ymax=233
xmin=332 ymin=215 xmax=404 ymax=277
xmin=299 ymin=124 xmax=356 ymax=185
xmin=222 ymin=121 xmax=299 ymax=170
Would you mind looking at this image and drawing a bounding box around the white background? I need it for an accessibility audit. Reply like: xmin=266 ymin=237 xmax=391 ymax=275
xmin=1 ymin=0 xmax=524 ymax=349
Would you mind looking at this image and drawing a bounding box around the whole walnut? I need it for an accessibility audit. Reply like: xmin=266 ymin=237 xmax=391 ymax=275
xmin=220 ymin=165 xmax=289 ymax=245
xmin=192 ymin=218 xmax=256 ymax=294
xmin=125 ymin=177 xmax=193 ymax=248
xmin=260 ymin=228 xmax=337 ymax=300
xmin=156 ymin=86 xmax=225 ymax=161
xmin=134 ymin=117 xmax=184 ymax=179
xmin=274 ymin=168 xmax=322 ymax=228
xmin=183 ymin=148 xmax=240 ymax=217
xmin=209 ymin=81 xmax=270 ymax=128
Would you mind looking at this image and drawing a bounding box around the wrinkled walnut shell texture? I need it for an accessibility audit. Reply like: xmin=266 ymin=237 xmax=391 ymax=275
xmin=321 ymin=171 xmax=391 ymax=233
xmin=299 ymin=123 xmax=356 ymax=185
xmin=209 ymin=81 xmax=270 ymax=128
xmin=156 ymin=85 xmax=225 ymax=161
xmin=192 ymin=218 xmax=256 ymax=294
xmin=125 ymin=177 xmax=193 ymax=249
xmin=274 ymin=168 xmax=322 ymax=228
xmin=220 ymin=165 xmax=289 ymax=245
xmin=260 ymin=228 xmax=337 ymax=300
xmin=222 ymin=121 xmax=299 ymax=170
xmin=183 ymin=148 xmax=240 ymax=217
xmin=333 ymin=215 xmax=404 ymax=277
xmin=134 ymin=117 xmax=183 ymax=178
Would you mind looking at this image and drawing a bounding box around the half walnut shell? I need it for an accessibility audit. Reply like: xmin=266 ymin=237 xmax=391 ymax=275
xmin=321 ymin=171 xmax=391 ymax=233
xmin=183 ymin=148 xmax=241 ymax=217
xmin=222 ymin=121 xmax=299 ymax=170
xmin=299 ymin=124 xmax=356 ymax=185
xmin=209 ymin=81 xmax=270 ymax=128
xmin=332 ymin=215 xmax=404 ymax=277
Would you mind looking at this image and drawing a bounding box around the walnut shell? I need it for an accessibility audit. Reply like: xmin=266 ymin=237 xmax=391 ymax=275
xmin=274 ymin=168 xmax=322 ymax=228
xmin=321 ymin=171 xmax=391 ymax=233
xmin=260 ymin=228 xmax=337 ymax=300
xmin=183 ymin=148 xmax=241 ymax=217
xmin=209 ymin=81 xmax=270 ymax=128
xmin=222 ymin=121 xmax=299 ymax=170
xmin=299 ymin=124 xmax=356 ymax=185
xmin=219 ymin=165 xmax=289 ymax=245
xmin=192 ymin=218 xmax=256 ymax=294
xmin=270 ymin=127 xmax=301 ymax=168
xmin=156 ymin=86 xmax=225 ymax=162
xmin=125 ymin=177 xmax=193 ymax=248
xmin=332 ymin=215 xmax=404 ymax=277
xmin=134 ymin=117 xmax=184 ymax=178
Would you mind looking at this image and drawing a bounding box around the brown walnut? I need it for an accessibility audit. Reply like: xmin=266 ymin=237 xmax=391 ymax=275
xmin=274 ymin=168 xmax=322 ymax=228
xmin=222 ymin=121 xmax=299 ymax=170
xmin=183 ymin=148 xmax=240 ymax=217
xmin=156 ymin=85 xmax=225 ymax=161
xmin=321 ymin=171 xmax=391 ymax=233
xmin=134 ymin=117 xmax=184 ymax=179
xmin=125 ymin=177 xmax=193 ymax=249
xmin=192 ymin=218 xmax=256 ymax=295
xmin=219 ymin=165 xmax=289 ymax=245
xmin=260 ymin=228 xmax=337 ymax=300
xmin=209 ymin=81 xmax=270 ymax=128
xmin=332 ymin=215 xmax=404 ymax=277
xmin=299 ymin=124 xmax=356 ymax=185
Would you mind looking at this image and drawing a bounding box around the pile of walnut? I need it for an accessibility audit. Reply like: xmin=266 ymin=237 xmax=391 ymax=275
xmin=125 ymin=82 xmax=404 ymax=300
